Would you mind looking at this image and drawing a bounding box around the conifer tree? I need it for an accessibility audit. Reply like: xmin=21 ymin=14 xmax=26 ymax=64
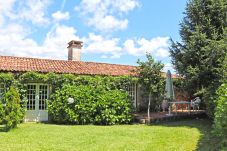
xmin=170 ymin=0 xmax=227 ymax=117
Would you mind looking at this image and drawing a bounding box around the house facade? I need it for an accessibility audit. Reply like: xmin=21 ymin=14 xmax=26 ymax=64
xmin=0 ymin=40 xmax=179 ymax=122
xmin=0 ymin=40 xmax=144 ymax=122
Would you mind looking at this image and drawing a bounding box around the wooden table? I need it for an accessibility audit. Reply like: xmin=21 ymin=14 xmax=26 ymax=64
xmin=169 ymin=101 xmax=191 ymax=115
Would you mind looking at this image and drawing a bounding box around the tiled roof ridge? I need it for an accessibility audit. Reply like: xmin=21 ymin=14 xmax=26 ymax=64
xmin=0 ymin=55 xmax=136 ymax=68
xmin=0 ymin=55 xmax=180 ymax=78
xmin=0 ymin=55 xmax=137 ymax=76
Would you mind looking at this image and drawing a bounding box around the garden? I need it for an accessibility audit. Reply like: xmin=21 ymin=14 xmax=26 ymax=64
xmin=0 ymin=0 xmax=226 ymax=150
xmin=0 ymin=119 xmax=221 ymax=151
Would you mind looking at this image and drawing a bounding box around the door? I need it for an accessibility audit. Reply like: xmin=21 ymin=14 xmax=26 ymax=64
xmin=25 ymin=84 xmax=49 ymax=122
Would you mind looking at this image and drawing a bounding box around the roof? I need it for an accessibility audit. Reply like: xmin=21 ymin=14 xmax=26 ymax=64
xmin=0 ymin=55 xmax=136 ymax=76
xmin=171 ymin=73 xmax=179 ymax=79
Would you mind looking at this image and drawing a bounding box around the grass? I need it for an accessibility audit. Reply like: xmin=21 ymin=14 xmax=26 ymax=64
xmin=0 ymin=118 xmax=221 ymax=151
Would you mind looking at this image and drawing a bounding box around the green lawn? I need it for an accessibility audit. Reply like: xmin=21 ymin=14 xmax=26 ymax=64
xmin=0 ymin=119 xmax=220 ymax=151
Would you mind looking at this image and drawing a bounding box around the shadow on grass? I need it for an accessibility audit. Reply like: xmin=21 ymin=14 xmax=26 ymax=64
xmin=153 ymin=117 xmax=221 ymax=151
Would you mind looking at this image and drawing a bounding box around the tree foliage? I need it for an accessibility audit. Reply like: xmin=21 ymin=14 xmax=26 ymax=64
xmin=170 ymin=0 xmax=227 ymax=117
xmin=137 ymin=53 xmax=164 ymax=122
xmin=214 ymin=82 xmax=227 ymax=148
xmin=1 ymin=87 xmax=22 ymax=131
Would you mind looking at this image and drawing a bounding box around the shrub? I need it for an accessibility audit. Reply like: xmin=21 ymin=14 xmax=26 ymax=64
xmin=48 ymin=84 xmax=133 ymax=125
xmin=214 ymin=82 xmax=227 ymax=148
xmin=3 ymin=87 xmax=22 ymax=131
xmin=0 ymin=101 xmax=4 ymax=124
xmin=94 ymin=89 xmax=133 ymax=125
xmin=0 ymin=73 xmax=14 ymax=88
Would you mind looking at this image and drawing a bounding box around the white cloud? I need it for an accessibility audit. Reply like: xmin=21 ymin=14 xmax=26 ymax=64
xmin=17 ymin=0 xmax=51 ymax=25
xmin=101 ymin=55 xmax=108 ymax=59
xmin=156 ymin=48 xmax=169 ymax=58
xmin=0 ymin=23 xmax=80 ymax=59
xmin=0 ymin=0 xmax=76 ymax=59
xmin=162 ymin=63 xmax=175 ymax=73
xmin=0 ymin=0 xmax=124 ymax=59
xmin=111 ymin=0 xmax=140 ymax=13
xmin=82 ymin=34 xmax=170 ymax=59
xmin=43 ymin=24 xmax=80 ymax=57
xmin=123 ymin=37 xmax=170 ymax=57
xmin=0 ymin=0 xmax=16 ymax=14
xmin=75 ymin=0 xmax=139 ymax=32
xmin=52 ymin=11 xmax=70 ymax=21
xmin=0 ymin=22 xmax=170 ymax=60
xmin=87 ymin=14 xmax=128 ymax=31
xmin=0 ymin=16 xmax=5 ymax=27
xmin=0 ymin=0 xmax=61 ymax=57
xmin=83 ymin=33 xmax=122 ymax=58
xmin=0 ymin=0 xmax=16 ymax=26
xmin=0 ymin=0 xmax=50 ymax=26
xmin=0 ymin=0 xmax=170 ymax=61
xmin=123 ymin=39 xmax=137 ymax=55
xmin=0 ymin=23 xmax=40 ymax=57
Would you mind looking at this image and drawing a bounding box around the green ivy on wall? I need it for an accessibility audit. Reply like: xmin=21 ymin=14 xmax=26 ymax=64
xmin=0 ymin=73 xmax=15 ymax=89
xmin=0 ymin=71 xmax=137 ymax=126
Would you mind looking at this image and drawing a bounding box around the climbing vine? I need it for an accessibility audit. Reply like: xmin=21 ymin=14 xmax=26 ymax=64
xmin=0 ymin=71 xmax=137 ymax=127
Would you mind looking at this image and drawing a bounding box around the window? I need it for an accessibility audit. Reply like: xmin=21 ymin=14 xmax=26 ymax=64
xmin=126 ymin=84 xmax=137 ymax=107
xmin=27 ymin=85 xmax=36 ymax=110
xmin=127 ymin=84 xmax=135 ymax=101
xmin=26 ymin=84 xmax=49 ymax=111
xmin=39 ymin=85 xmax=48 ymax=110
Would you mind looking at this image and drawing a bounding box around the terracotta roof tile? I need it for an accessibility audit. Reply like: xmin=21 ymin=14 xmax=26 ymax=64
xmin=0 ymin=55 xmax=180 ymax=78
xmin=0 ymin=55 xmax=136 ymax=76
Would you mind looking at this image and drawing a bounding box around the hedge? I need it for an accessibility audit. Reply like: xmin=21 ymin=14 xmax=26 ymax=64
xmin=214 ymin=82 xmax=227 ymax=148
xmin=48 ymin=84 xmax=133 ymax=125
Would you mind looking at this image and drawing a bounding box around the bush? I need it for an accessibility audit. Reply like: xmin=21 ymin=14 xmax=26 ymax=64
xmin=0 ymin=101 xmax=4 ymax=124
xmin=3 ymin=87 xmax=22 ymax=131
xmin=48 ymin=84 xmax=133 ymax=125
xmin=214 ymin=82 xmax=227 ymax=148
xmin=94 ymin=89 xmax=133 ymax=125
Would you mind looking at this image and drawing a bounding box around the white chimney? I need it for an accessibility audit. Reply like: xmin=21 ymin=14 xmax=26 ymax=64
xmin=67 ymin=40 xmax=83 ymax=61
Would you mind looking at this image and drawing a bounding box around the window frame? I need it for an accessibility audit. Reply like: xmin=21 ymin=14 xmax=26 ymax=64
xmin=126 ymin=83 xmax=137 ymax=108
xmin=26 ymin=83 xmax=50 ymax=111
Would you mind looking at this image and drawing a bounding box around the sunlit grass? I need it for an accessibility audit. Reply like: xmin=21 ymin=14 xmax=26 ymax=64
xmin=0 ymin=119 xmax=217 ymax=151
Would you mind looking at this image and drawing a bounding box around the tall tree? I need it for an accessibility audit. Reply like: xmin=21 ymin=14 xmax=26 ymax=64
xmin=170 ymin=0 xmax=227 ymax=117
xmin=137 ymin=53 xmax=164 ymax=123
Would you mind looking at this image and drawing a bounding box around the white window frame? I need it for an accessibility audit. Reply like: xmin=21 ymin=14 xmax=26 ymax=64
xmin=26 ymin=83 xmax=50 ymax=111
xmin=27 ymin=84 xmax=36 ymax=110
xmin=126 ymin=83 xmax=137 ymax=107
xmin=39 ymin=84 xmax=49 ymax=110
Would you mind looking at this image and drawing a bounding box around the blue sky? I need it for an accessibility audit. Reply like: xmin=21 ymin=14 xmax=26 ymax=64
xmin=0 ymin=0 xmax=187 ymax=72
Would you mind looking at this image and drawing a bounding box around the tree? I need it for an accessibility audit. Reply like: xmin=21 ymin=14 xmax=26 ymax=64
xmin=137 ymin=53 xmax=164 ymax=123
xmin=170 ymin=0 xmax=227 ymax=117
xmin=3 ymin=87 xmax=22 ymax=131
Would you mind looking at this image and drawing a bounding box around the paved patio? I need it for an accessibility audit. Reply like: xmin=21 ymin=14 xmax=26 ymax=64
xmin=134 ymin=110 xmax=206 ymax=124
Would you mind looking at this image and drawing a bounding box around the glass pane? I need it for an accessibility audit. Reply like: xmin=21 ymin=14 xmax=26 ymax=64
xmin=27 ymin=85 xmax=36 ymax=110
xmin=39 ymin=85 xmax=48 ymax=110
xmin=126 ymin=84 xmax=135 ymax=101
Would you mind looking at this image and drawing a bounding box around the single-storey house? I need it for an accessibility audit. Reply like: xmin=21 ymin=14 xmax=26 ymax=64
xmin=0 ymin=40 xmax=178 ymax=122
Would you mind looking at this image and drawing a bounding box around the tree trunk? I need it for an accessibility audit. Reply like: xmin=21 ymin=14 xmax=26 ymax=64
xmin=147 ymin=92 xmax=151 ymax=124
